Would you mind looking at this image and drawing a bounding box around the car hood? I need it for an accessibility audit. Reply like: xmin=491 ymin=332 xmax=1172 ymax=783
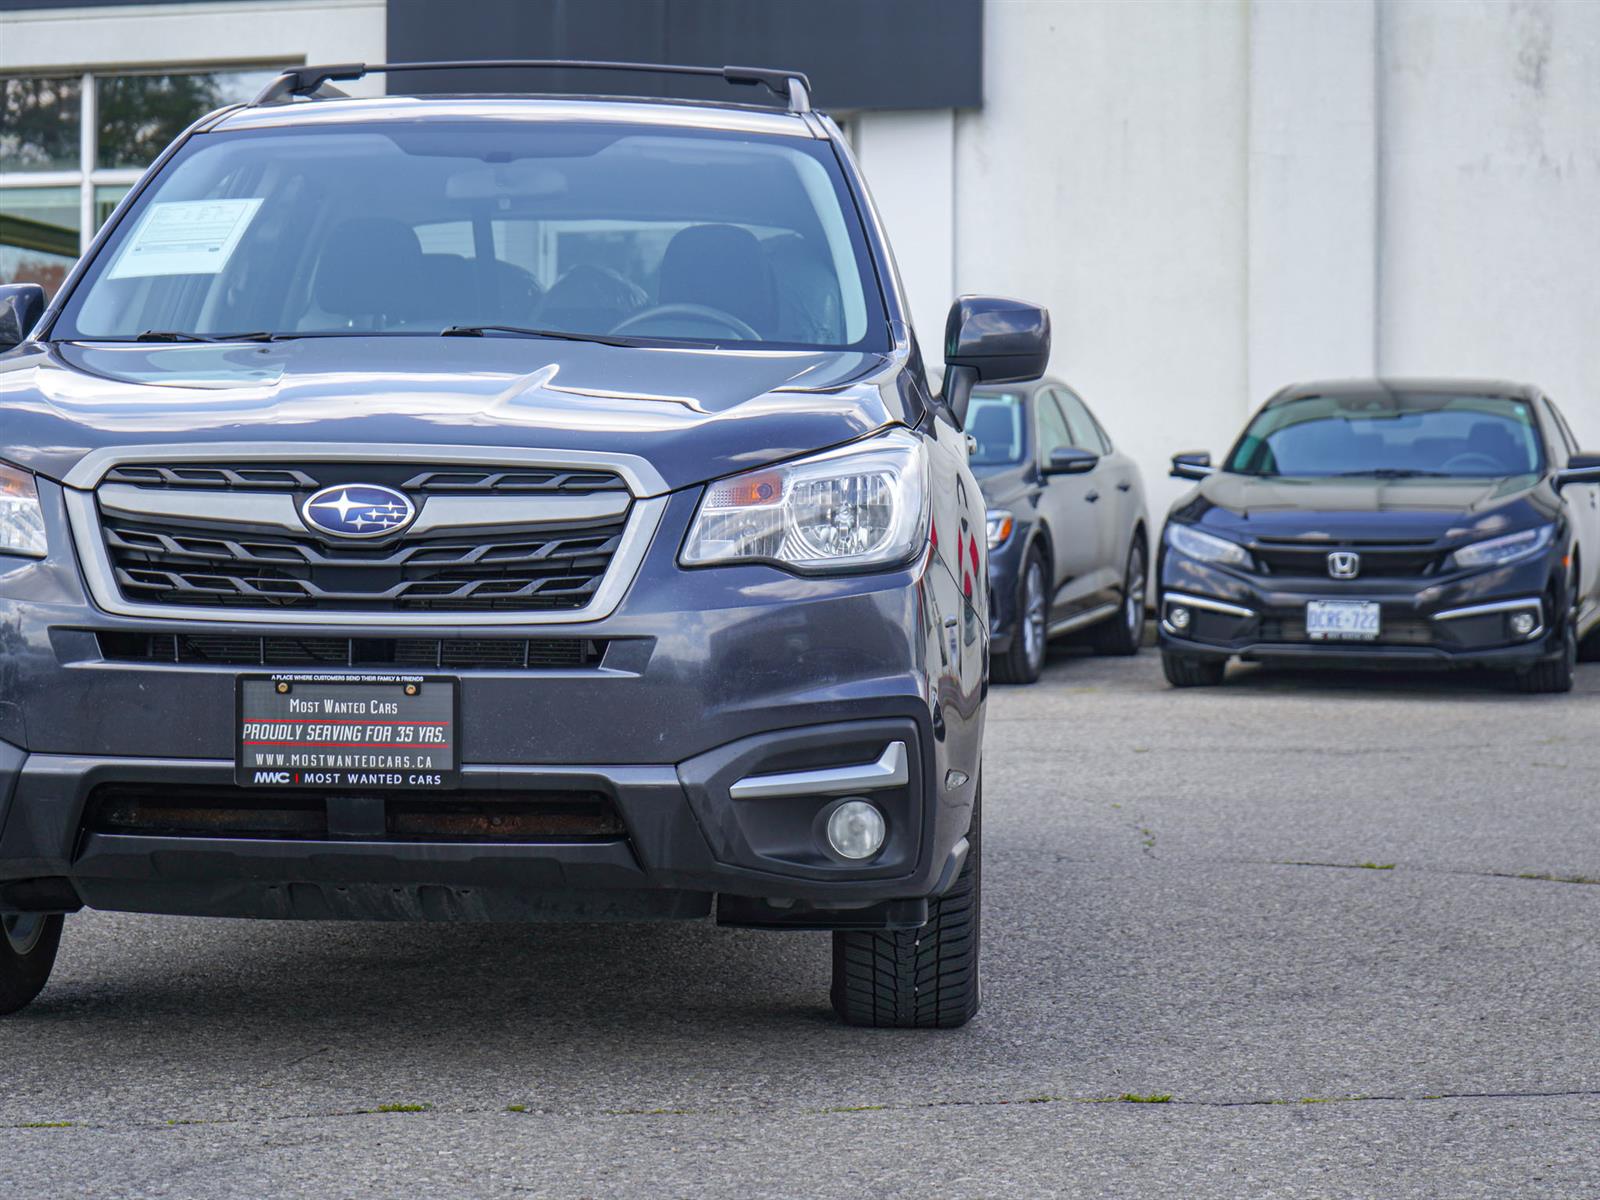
xmin=972 ymin=461 xmax=1034 ymax=506
xmin=1181 ymin=472 xmax=1557 ymax=542
xmin=0 ymin=338 xmax=904 ymax=494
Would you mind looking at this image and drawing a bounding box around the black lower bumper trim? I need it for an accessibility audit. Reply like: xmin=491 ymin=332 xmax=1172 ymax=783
xmin=717 ymin=894 xmax=928 ymax=931
xmin=1160 ymin=631 xmax=1554 ymax=669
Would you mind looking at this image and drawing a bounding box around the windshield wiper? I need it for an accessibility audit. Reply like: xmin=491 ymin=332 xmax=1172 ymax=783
xmin=1332 ymin=468 xmax=1454 ymax=479
xmin=132 ymin=330 xmax=281 ymax=343
xmin=441 ymin=324 xmax=638 ymax=348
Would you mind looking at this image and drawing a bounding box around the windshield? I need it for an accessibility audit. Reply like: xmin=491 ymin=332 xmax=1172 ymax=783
xmin=53 ymin=120 xmax=888 ymax=350
xmin=966 ymin=391 xmax=1026 ymax=465
xmin=1226 ymin=392 xmax=1543 ymax=478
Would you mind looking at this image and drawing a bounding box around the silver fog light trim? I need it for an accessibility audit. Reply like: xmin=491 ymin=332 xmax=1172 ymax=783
xmin=729 ymin=741 xmax=909 ymax=801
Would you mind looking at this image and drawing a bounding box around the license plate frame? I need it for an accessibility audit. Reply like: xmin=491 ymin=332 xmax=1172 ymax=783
xmin=1305 ymin=600 xmax=1381 ymax=642
xmin=235 ymin=673 xmax=458 ymax=789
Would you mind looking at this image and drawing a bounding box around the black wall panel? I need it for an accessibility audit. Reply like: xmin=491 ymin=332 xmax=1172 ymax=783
xmin=385 ymin=0 xmax=983 ymax=111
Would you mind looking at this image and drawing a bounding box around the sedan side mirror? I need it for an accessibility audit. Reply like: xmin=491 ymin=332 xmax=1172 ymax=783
xmin=1555 ymin=451 xmax=1600 ymax=490
xmin=1045 ymin=447 xmax=1098 ymax=476
xmin=1170 ymin=451 xmax=1214 ymax=480
xmin=0 ymin=284 xmax=46 ymax=353
xmin=940 ymin=295 xmax=1051 ymax=429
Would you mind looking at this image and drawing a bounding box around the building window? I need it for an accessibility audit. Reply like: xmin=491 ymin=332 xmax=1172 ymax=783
xmin=0 ymin=66 xmax=285 ymax=292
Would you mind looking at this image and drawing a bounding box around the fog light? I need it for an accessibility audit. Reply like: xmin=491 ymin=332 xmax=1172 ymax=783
xmin=1168 ymin=605 xmax=1191 ymax=631
xmin=1511 ymin=611 xmax=1538 ymax=638
xmin=826 ymin=799 xmax=886 ymax=860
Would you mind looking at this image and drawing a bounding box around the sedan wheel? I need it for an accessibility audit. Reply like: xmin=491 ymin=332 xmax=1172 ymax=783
xmin=3 ymin=914 xmax=46 ymax=956
xmin=0 ymin=912 xmax=64 ymax=1015
xmin=1091 ymin=539 xmax=1148 ymax=656
xmin=994 ymin=546 xmax=1049 ymax=684
xmin=1022 ymin=560 xmax=1047 ymax=674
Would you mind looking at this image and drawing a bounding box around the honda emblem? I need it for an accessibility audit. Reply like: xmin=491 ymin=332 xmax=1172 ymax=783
xmin=1327 ymin=551 xmax=1360 ymax=579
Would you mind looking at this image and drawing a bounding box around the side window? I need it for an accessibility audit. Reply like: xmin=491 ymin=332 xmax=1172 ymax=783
xmin=1546 ymin=397 xmax=1580 ymax=462
xmin=1036 ymin=391 xmax=1075 ymax=461
xmin=1057 ymin=391 xmax=1112 ymax=454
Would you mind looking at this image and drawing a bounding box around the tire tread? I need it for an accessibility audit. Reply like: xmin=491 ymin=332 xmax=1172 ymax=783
xmin=831 ymin=791 xmax=981 ymax=1029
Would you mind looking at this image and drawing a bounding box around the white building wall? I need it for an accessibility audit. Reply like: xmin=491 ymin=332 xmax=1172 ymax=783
xmin=851 ymin=109 xmax=955 ymax=356
xmin=1247 ymin=0 xmax=1378 ymax=403
xmin=1377 ymin=0 xmax=1600 ymax=426
xmin=952 ymin=0 xmax=1251 ymax=519
xmin=849 ymin=0 xmax=1600 ymax=517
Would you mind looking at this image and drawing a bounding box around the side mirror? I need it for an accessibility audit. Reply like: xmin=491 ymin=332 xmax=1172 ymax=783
xmin=940 ymin=295 xmax=1051 ymax=428
xmin=1170 ymin=451 xmax=1214 ymax=481
xmin=1555 ymin=451 xmax=1600 ymax=490
xmin=0 ymin=284 xmax=47 ymax=353
xmin=1045 ymin=447 xmax=1098 ymax=476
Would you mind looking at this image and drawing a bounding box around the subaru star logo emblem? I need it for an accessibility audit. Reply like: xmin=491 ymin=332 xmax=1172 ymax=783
xmin=1327 ymin=550 xmax=1361 ymax=579
xmin=300 ymin=484 xmax=416 ymax=539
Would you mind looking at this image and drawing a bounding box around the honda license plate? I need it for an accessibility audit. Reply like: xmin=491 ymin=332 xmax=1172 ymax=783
xmin=236 ymin=674 xmax=457 ymax=789
xmin=1305 ymin=600 xmax=1380 ymax=642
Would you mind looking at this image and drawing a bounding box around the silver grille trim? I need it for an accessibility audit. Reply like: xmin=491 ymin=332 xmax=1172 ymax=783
xmin=65 ymin=444 xmax=669 ymax=627
xmin=97 ymin=484 xmax=632 ymax=536
xmin=63 ymin=441 xmax=669 ymax=497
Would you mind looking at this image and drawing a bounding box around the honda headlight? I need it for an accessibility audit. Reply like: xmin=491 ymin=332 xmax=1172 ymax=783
xmin=1450 ymin=525 xmax=1554 ymax=570
xmin=681 ymin=429 xmax=929 ymax=573
xmin=0 ymin=463 xmax=47 ymax=558
xmin=1165 ymin=522 xmax=1250 ymax=567
xmin=986 ymin=509 xmax=1014 ymax=550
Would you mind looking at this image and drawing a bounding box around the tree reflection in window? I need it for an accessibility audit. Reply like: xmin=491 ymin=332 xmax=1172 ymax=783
xmin=96 ymin=71 xmax=278 ymax=170
xmin=0 ymin=76 xmax=82 ymax=173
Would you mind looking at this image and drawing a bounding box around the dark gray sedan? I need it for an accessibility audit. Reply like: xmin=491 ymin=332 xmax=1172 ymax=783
xmin=969 ymin=379 xmax=1150 ymax=683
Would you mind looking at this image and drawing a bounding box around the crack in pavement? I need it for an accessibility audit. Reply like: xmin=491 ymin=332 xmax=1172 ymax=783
xmin=1255 ymin=860 xmax=1600 ymax=885
xmin=9 ymin=1088 xmax=1600 ymax=1132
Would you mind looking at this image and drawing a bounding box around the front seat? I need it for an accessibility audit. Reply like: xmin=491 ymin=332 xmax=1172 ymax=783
xmin=313 ymin=218 xmax=426 ymax=329
xmin=1465 ymin=420 xmax=1524 ymax=472
xmin=765 ymin=233 xmax=844 ymax=344
xmin=657 ymin=224 xmax=777 ymax=336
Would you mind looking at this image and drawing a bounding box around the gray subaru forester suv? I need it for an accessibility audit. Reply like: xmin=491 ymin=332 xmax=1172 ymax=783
xmin=0 ymin=61 xmax=1049 ymax=1027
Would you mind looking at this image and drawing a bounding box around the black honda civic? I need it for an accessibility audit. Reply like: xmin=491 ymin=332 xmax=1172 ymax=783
xmin=1157 ymin=379 xmax=1600 ymax=691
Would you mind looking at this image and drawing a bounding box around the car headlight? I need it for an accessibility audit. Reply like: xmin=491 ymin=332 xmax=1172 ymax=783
xmin=986 ymin=509 xmax=1014 ymax=550
xmin=1450 ymin=524 xmax=1555 ymax=570
xmin=681 ymin=429 xmax=929 ymax=573
xmin=1165 ymin=522 xmax=1250 ymax=567
xmin=0 ymin=463 xmax=47 ymax=558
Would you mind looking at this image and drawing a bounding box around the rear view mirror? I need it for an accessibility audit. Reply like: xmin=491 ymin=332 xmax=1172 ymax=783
xmin=1045 ymin=447 xmax=1098 ymax=476
xmin=0 ymin=284 xmax=46 ymax=353
xmin=1555 ymin=451 xmax=1600 ymax=490
xmin=1170 ymin=451 xmax=1214 ymax=481
xmin=446 ymin=162 xmax=566 ymax=200
xmin=940 ymin=295 xmax=1051 ymax=429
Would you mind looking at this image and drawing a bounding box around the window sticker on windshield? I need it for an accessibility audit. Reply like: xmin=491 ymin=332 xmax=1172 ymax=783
xmin=105 ymin=199 xmax=263 ymax=279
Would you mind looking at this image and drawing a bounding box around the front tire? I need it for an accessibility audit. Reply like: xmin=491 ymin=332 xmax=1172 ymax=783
xmin=831 ymin=786 xmax=981 ymax=1029
xmin=993 ymin=547 xmax=1047 ymax=685
xmin=1161 ymin=650 xmax=1226 ymax=687
xmin=0 ymin=913 xmax=64 ymax=1015
xmin=1091 ymin=538 xmax=1147 ymax=656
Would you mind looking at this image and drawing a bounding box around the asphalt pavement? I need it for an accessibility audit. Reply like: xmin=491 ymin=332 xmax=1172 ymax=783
xmin=4 ymin=648 xmax=1599 ymax=1198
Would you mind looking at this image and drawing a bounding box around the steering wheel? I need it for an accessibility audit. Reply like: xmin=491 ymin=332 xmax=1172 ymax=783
xmin=1439 ymin=452 xmax=1505 ymax=473
xmin=610 ymin=303 xmax=761 ymax=341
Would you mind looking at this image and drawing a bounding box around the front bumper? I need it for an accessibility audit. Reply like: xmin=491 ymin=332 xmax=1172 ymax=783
xmin=0 ymin=489 xmax=984 ymax=928
xmin=985 ymin=526 xmax=1028 ymax=653
xmin=1155 ymin=551 xmax=1563 ymax=669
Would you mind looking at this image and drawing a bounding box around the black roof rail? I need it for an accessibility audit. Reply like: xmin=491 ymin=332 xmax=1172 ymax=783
xmin=252 ymin=60 xmax=813 ymax=113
